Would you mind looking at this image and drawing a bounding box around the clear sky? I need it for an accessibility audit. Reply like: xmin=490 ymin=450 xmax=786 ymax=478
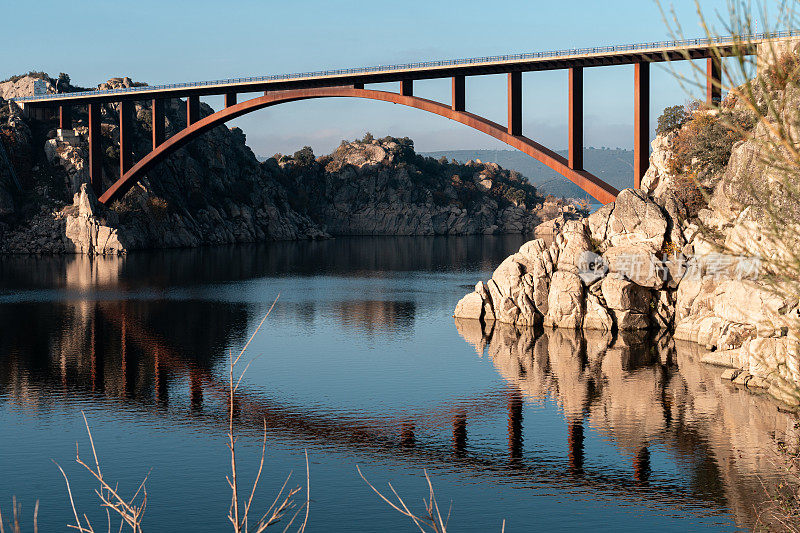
xmin=5 ymin=0 xmax=749 ymax=157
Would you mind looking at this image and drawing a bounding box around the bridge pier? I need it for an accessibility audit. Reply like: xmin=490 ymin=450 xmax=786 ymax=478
xmin=88 ymin=103 xmax=103 ymax=192
xmin=58 ymin=105 xmax=72 ymax=130
xmin=224 ymin=92 xmax=237 ymax=108
xmin=634 ymin=62 xmax=650 ymax=189
xmin=568 ymin=67 xmax=583 ymax=170
xmin=152 ymin=99 xmax=165 ymax=150
xmin=451 ymin=75 xmax=465 ymax=112
xmin=707 ymin=56 xmax=722 ymax=105
xmin=119 ymin=101 xmax=134 ymax=177
xmin=507 ymin=72 xmax=522 ymax=136
xmin=400 ymin=79 xmax=413 ymax=97
xmin=187 ymin=95 xmax=200 ymax=126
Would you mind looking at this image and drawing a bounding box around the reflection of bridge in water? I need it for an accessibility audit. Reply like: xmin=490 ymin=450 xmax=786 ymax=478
xmin=2 ymin=291 xmax=795 ymax=529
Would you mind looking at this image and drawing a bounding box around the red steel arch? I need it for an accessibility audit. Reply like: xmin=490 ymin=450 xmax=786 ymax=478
xmin=98 ymin=87 xmax=619 ymax=205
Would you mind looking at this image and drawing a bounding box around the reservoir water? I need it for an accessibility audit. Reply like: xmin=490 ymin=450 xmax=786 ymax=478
xmin=0 ymin=236 xmax=794 ymax=531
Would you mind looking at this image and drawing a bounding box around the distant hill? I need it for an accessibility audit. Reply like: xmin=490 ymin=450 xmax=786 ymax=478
xmin=420 ymin=148 xmax=634 ymax=199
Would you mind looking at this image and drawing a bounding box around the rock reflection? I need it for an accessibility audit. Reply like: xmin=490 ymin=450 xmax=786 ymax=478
xmin=455 ymin=318 xmax=800 ymax=528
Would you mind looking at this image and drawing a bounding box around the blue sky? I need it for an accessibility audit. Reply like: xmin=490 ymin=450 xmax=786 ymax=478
xmin=5 ymin=0 xmax=746 ymax=156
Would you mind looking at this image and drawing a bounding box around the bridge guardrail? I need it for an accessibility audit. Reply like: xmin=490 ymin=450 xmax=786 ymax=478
xmin=11 ymin=31 xmax=800 ymax=104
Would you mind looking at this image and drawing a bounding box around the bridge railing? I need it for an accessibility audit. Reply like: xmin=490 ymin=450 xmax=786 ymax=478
xmin=11 ymin=31 xmax=800 ymax=104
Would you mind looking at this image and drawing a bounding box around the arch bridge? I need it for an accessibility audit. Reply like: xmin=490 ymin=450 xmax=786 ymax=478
xmin=11 ymin=34 xmax=783 ymax=204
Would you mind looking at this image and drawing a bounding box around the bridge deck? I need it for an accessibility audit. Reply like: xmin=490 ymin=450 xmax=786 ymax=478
xmin=13 ymin=32 xmax=795 ymax=107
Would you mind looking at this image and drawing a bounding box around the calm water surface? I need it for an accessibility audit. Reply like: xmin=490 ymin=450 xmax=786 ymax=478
xmin=0 ymin=236 xmax=794 ymax=531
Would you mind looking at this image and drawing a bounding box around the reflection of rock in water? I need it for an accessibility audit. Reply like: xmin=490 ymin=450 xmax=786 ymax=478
xmin=332 ymin=300 xmax=415 ymax=335
xmin=455 ymin=318 xmax=800 ymax=529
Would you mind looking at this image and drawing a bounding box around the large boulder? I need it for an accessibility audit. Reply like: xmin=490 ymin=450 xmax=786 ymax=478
xmin=604 ymin=189 xmax=668 ymax=252
xmin=453 ymin=291 xmax=484 ymax=320
xmin=544 ymin=271 xmax=585 ymax=329
xmin=583 ymin=293 xmax=614 ymax=332
xmin=603 ymin=244 xmax=665 ymax=289
xmin=601 ymin=273 xmax=652 ymax=313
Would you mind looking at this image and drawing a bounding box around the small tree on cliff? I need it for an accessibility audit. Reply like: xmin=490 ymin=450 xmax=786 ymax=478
xmin=656 ymin=104 xmax=689 ymax=136
xmin=293 ymin=146 xmax=316 ymax=167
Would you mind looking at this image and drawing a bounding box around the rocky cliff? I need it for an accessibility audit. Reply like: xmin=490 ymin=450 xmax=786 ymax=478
xmin=454 ymin=61 xmax=800 ymax=406
xmin=269 ymin=135 xmax=568 ymax=236
xmin=0 ymin=74 xmax=573 ymax=254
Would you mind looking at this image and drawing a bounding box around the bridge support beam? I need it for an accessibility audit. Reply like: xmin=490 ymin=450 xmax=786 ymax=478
xmin=508 ymin=72 xmax=522 ymax=136
xmin=634 ymin=62 xmax=650 ymax=189
xmin=187 ymin=95 xmax=200 ymax=126
xmin=707 ymin=56 xmax=722 ymax=106
xmin=451 ymin=75 xmax=465 ymax=112
xmin=351 ymin=82 xmax=364 ymax=90
xmin=58 ymin=105 xmax=72 ymax=130
xmin=568 ymin=67 xmax=583 ymax=170
xmin=88 ymin=103 xmax=103 ymax=192
xmin=119 ymin=101 xmax=134 ymax=177
xmin=152 ymin=99 xmax=165 ymax=150
xmin=401 ymin=79 xmax=413 ymax=97
xmin=225 ymin=92 xmax=237 ymax=108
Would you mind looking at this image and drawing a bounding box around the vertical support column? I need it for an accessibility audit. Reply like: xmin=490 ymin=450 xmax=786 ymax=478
xmin=351 ymin=82 xmax=364 ymax=90
xmin=186 ymin=95 xmax=200 ymax=126
xmin=507 ymin=71 xmax=522 ymax=136
xmin=451 ymin=75 xmax=465 ymax=111
xmin=568 ymin=67 xmax=584 ymax=170
xmin=88 ymin=103 xmax=103 ymax=192
xmin=151 ymin=99 xmax=165 ymax=150
xmin=507 ymin=389 xmax=523 ymax=461
xmin=634 ymin=62 xmax=650 ymax=189
xmin=400 ymin=79 xmax=413 ymax=97
xmin=224 ymin=92 xmax=237 ymax=108
xmin=119 ymin=100 xmax=134 ymax=178
xmin=58 ymin=105 xmax=72 ymax=130
xmin=706 ymin=56 xmax=722 ymax=106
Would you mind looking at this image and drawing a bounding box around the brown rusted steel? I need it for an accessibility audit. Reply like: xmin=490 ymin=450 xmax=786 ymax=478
xmin=401 ymin=79 xmax=413 ymax=96
xmin=634 ymin=62 xmax=650 ymax=189
xmin=119 ymin=101 xmax=134 ymax=177
xmin=224 ymin=92 xmax=237 ymax=108
xmin=706 ymin=56 xmax=721 ymax=105
xmin=186 ymin=95 xmax=200 ymax=126
xmin=508 ymin=72 xmax=522 ymax=136
xmin=451 ymin=75 xmax=465 ymax=111
xmin=99 ymin=87 xmax=619 ymax=205
xmin=58 ymin=105 xmax=72 ymax=130
xmin=568 ymin=67 xmax=583 ymax=170
xmin=152 ymin=99 xmax=165 ymax=150
xmin=88 ymin=103 xmax=102 ymax=192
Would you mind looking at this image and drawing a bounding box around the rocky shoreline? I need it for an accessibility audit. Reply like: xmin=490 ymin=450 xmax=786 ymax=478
xmin=455 ymin=108 xmax=800 ymax=407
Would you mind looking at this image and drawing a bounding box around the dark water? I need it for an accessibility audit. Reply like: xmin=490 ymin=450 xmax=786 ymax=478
xmin=0 ymin=237 xmax=794 ymax=531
